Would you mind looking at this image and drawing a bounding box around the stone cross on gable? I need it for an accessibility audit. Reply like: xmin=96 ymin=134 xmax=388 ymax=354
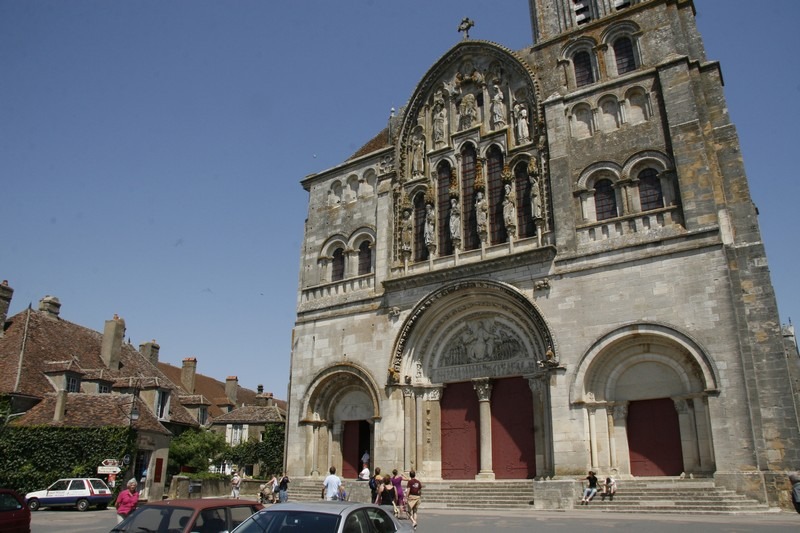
xmin=458 ymin=17 xmax=474 ymax=40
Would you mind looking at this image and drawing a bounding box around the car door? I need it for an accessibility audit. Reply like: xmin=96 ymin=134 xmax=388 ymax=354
xmin=65 ymin=479 xmax=87 ymax=504
xmin=0 ymin=491 xmax=30 ymax=533
xmin=44 ymin=480 xmax=70 ymax=507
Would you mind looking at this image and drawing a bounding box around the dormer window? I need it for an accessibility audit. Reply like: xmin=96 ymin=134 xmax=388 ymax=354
xmin=66 ymin=375 xmax=80 ymax=393
xmin=156 ymin=389 xmax=170 ymax=419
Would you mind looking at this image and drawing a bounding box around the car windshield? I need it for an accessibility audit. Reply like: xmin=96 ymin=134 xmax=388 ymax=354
xmin=234 ymin=510 xmax=340 ymax=533
xmin=110 ymin=505 xmax=194 ymax=533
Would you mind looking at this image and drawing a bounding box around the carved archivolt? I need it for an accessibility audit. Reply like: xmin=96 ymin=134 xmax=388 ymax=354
xmin=391 ymin=279 xmax=555 ymax=386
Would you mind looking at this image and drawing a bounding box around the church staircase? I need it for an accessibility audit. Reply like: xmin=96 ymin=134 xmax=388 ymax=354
xmin=278 ymin=477 xmax=777 ymax=514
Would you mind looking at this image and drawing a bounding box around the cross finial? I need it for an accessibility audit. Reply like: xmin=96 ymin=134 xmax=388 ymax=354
xmin=458 ymin=17 xmax=474 ymax=40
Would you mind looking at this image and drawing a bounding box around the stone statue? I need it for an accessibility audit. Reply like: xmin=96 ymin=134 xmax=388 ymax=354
xmin=433 ymin=101 xmax=446 ymax=149
xmin=411 ymin=135 xmax=425 ymax=177
xmin=424 ymin=204 xmax=435 ymax=246
xmin=449 ymin=197 xmax=461 ymax=242
xmin=529 ymin=158 xmax=542 ymax=219
xmin=491 ymin=85 xmax=506 ymax=130
xmin=503 ymin=182 xmax=516 ymax=230
xmin=400 ymin=207 xmax=413 ymax=252
xmin=514 ymin=102 xmax=530 ymax=144
xmin=459 ymin=93 xmax=478 ymax=131
xmin=475 ymin=190 xmax=488 ymax=234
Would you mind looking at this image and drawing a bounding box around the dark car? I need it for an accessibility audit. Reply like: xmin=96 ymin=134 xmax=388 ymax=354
xmin=0 ymin=489 xmax=31 ymax=533
xmin=110 ymin=498 xmax=262 ymax=533
xmin=231 ymin=501 xmax=413 ymax=533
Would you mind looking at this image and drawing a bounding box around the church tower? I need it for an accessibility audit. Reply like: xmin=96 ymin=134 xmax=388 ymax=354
xmin=288 ymin=0 xmax=799 ymax=510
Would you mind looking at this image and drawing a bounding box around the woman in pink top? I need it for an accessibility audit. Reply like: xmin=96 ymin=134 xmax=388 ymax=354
xmin=390 ymin=469 xmax=408 ymax=512
xmin=115 ymin=479 xmax=139 ymax=523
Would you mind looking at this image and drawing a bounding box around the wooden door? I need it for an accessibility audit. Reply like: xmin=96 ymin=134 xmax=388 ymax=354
xmin=342 ymin=421 xmax=360 ymax=479
xmin=627 ymin=398 xmax=684 ymax=476
xmin=441 ymin=381 xmax=479 ymax=479
xmin=491 ymin=377 xmax=536 ymax=479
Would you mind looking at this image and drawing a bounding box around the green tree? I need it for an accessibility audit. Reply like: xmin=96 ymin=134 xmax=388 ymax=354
xmin=167 ymin=428 xmax=228 ymax=478
xmin=224 ymin=424 xmax=285 ymax=477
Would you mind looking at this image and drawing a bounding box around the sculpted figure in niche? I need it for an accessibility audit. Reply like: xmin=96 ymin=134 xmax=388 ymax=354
xmin=433 ymin=102 xmax=446 ymax=149
xmin=475 ymin=190 xmax=488 ymax=234
xmin=424 ymin=204 xmax=435 ymax=246
xmin=464 ymin=320 xmax=496 ymax=362
xmin=400 ymin=207 xmax=413 ymax=252
xmin=491 ymin=85 xmax=506 ymax=130
xmin=459 ymin=93 xmax=478 ymax=131
xmin=502 ymin=182 xmax=516 ymax=230
xmin=411 ymin=135 xmax=425 ymax=177
xmin=529 ymin=158 xmax=542 ymax=219
xmin=449 ymin=197 xmax=461 ymax=242
xmin=514 ymin=102 xmax=530 ymax=144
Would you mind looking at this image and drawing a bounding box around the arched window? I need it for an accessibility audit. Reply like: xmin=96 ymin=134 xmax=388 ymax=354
xmin=614 ymin=36 xmax=637 ymax=75
xmin=357 ymin=241 xmax=371 ymax=275
xmin=331 ymin=248 xmax=345 ymax=282
xmin=573 ymin=50 xmax=595 ymax=87
xmin=461 ymin=145 xmax=479 ymax=251
xmin=487 ymin=146 xmax=506 ymax=244
xmin=437 ymin=162 xmax=454 ymax=256
xmin=594 ymin=179 xmax=618 ymax=221
xmin=413 ymin=193 xmax=428 ymax=262
xmin=638 ymin=168 xmax=663 ymax=211
xmin=515 ymin=162 xmax=534 ymax=238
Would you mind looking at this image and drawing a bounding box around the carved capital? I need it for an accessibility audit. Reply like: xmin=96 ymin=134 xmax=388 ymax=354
xmin=472 ymin=377 xmax=492 ymax=401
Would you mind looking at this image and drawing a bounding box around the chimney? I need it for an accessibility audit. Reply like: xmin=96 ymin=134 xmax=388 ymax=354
xmin=225 ymin=376 xmax=238 ymax=405
xmin=53 ymin=389 xmax=67 ymax=422
xmin=181 ymin=357 xmax=197 ymax=393
xmin=38 ymin=295 xmax=61 ymax=319
xmin=139 ymin=340 xmax=161 ymax=366
xmin=0 ymin=280 xmax=13 ymax=337
xmin=255 ymin=388 xmax=273 ymax=407
xmin=101 ymin=314 xmax=126 ymax=370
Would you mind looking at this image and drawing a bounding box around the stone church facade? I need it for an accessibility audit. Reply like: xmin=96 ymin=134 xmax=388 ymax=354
xmin=287 ymin=0 xmax=800 ymax=507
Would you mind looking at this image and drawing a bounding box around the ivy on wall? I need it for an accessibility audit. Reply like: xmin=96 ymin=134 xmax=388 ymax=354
xmin=0 ymin=426 xmax=135 ymax=495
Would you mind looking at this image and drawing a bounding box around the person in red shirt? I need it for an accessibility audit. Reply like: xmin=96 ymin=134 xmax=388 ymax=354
xmin=115 ymin=479 xmax=139 ymax=523
xmin=405 ymin=470 xmax=422 ymax=530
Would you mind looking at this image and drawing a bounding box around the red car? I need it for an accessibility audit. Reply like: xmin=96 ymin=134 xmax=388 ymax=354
xmin=110 ymin=498 xmax=262 ymax=533
xmin=0 ymin=489 xmax=31 ymax=533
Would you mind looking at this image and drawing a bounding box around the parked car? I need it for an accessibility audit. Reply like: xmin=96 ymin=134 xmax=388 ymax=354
xmin=25 ymin=477 xmax=112 ymax=512
xmin=0 ymin=489 xmax=31 ymax=533
xmin=110 ymin=498 xmax=263 ymax=533
xmin=231 ymin=501 xmax=413 ymax=533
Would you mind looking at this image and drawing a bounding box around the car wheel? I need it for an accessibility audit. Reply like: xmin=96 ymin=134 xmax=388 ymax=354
xmin=27 ymin=498 xmax=40 ymax=511
xmin=76 ymin=498 xmax=90 ymax=512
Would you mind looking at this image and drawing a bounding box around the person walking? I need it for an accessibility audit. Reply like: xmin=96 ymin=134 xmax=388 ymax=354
xmin=369 ymin=467 xmax=382 ymax=504
xmin=406 ymin=470 xmax=422 ymax=530
xmin=115 ymin=479 xmax=139 ymax=524
xmin=323 ymin=467 xmax=344 ymax=501
xmin=278 ymin=473 xmax=290 ymax=503
xmin=230 ymin=471 xmax=242 ymax=499
xmin=390 ymin=469 xmax=407 ymax=513
xmin=379 ymin=475 xmax=397 ymax=515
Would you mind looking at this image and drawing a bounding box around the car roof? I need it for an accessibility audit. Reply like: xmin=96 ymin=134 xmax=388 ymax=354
xmin=261 ymin=501 xmax=378 ymax=516
xmin=142 ymin=498 xmax=262 ymax=510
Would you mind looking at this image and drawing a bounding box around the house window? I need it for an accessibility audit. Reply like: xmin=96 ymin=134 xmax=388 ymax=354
xmin=331 ymin=248 xmax=345 ymax=281
xmin=198 ymin=406 xmax=208 ymax=425
xmin=461 ymin=145 xmax=478 ymax=251
xmin=66 ymin=376 xmax=80 ymax=393
xmin=156 ymin=389 xmax=170 ymax=419
xmin=357 ymin=241 xmax=371 ymax=275
xmin=573 ymin=51 xmax=595 ymax=87
xmin=437 ymin=162 xmax=454 ymax=255
xmin=614 ymin=36 xmax=636 ymax=75
xmin=99 ymin=383 xmax=111 ymax=394
xmin=487 ymin=146 xmax=506 ymax=245
xmin=594 ymin=179 xmax=618 ymax=221
xmin=231 ymin=423 xmax=244 ymax=445
xmin=638 ymin=168 xmax=663 ymax=211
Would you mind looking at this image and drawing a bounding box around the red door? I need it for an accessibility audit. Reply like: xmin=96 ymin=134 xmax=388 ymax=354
xmin=627 ymin=398 xmax=684 ymax=476
xmin=491 ymin=377 xmax=536 ymax=479
xmin=441 ymin=381 xmax=479 ymax=479
xmin=342 ymin=421 xmax=360 ymax=479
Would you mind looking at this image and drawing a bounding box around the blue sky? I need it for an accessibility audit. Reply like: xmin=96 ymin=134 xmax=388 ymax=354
xmin=2 ymin=0 xmax=798 ymax=399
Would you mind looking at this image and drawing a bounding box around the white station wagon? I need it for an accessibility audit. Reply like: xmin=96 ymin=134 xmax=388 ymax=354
xmin=25 ymin=477 xmax=112 ymax=511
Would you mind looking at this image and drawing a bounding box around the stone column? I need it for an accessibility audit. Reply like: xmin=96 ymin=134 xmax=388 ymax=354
xmin=528 ymin=374 xmax=552 ymax=476
xmin=473 ymin=378 xmax=495 ymax=480
xmin=692 ymin=396 xmax=715 ymax=471
xmin=674 ymin=398 xmax=699 ymax=472
xmin=587 ymin=406 xmax=598 ymax=470
xmin=331 ymin=422 xmax=344 ymax=475
xmin=415 ymin=392 xmax=425 ymax=473
xmin=612 ymin=403 xmax=630 ymax=475
xmin=605 ymin=405 xmax=618 ymax=470
xmin=309 ymin=424 xmax=319 ymax=476
xmin=426 ymin=387 xmax=443 ymax=478
xmin=317 ymin=424 xmax=329 ymax=476
xmin=403 ymin=386 xmax=416 ymax=472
